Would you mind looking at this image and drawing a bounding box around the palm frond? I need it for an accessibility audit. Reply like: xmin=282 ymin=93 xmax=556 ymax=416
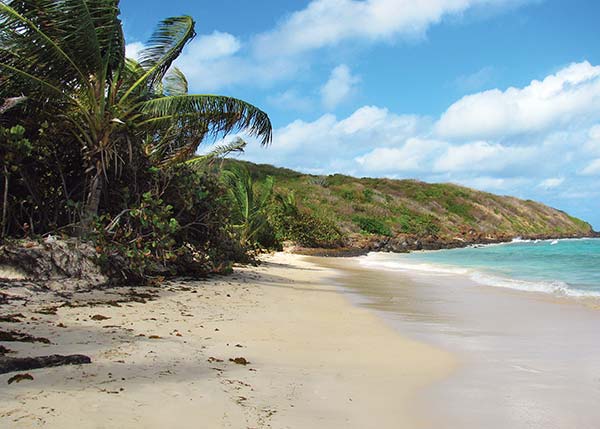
xmin=186 ymin=137 xmax=247 ymax=166
xmin=121 ymin=15 xmax=195 ymax=101
xmin=139 ymin=94 xmax=273 ymax=146
xmin=142 ymin=113 xmax=209 ymax=166
xmin=163 ymin=67 xmax=188 ymax=96
xmin=0 ymin=1 xmax=93 ymax=91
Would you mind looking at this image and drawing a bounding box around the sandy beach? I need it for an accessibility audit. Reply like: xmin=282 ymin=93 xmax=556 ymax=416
xmin=322 ymin=255 xmax=600 ymax=429
xmin=0 ymin=253 xmax=454 ymax=428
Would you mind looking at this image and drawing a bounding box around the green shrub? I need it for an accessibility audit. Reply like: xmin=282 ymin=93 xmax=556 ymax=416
xmin=270 ymin=202 xmax=343 ymax=248
xmin=92 ymin=166 xmax=240 ymax=282
xmin=341 ymin=189 xmax=356 ymax=201
xmin=352 ymin=216 xmax=392 ymax=236
xmin=445 ymin=201 xmax=473 ymax=221
xmin=411 ymin=215 xmax=440 ymax=235
xmin=394 ymin=210 xmax=440 ymax=236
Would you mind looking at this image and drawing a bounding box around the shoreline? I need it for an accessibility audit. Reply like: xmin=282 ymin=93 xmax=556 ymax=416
xmin=320 ymin=256 xmax=600 ymax=428
xmin=0 ymin=252 xmax=455 ymax=428
xmin=356 ymin=238 xmax=600 ymax=302
xmin=291 ymin=233 xmax=598 ymax=257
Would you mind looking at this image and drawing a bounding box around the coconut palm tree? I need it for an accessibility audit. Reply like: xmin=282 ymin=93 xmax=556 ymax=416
xmin=222 ymin=165 xmax=274 ymax=247
xmin=0 ymin=0 xmax=272 ymax=230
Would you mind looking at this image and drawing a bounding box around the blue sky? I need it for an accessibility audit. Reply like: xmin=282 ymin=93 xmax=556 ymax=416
xmin=121 ymin=0 xmax=600 ymax=229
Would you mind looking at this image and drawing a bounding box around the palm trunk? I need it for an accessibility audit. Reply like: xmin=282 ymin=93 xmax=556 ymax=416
xmin=1 ymin=165 xmax=8 ymax=238
xmin=80 ymin=163 xmax=103 ymax=234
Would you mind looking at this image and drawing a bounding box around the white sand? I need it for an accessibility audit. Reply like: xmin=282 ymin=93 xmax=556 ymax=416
xmin=0 ymin=253 xmax=454 ymax=428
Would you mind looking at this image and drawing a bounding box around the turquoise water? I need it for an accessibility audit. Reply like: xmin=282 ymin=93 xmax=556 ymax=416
xmin=360 ymin=238 xmax=600 ymax=297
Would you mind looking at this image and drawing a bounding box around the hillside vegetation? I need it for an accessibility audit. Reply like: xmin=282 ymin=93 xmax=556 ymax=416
xmin=229 ymin=160 xmax=593 ymax=249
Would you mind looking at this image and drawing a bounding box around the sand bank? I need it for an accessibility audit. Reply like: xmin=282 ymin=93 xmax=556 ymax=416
xmin=0 ymin=253 xmax=454 ymax=428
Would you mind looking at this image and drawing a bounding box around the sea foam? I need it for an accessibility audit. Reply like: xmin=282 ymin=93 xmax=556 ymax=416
xmin=359 ymin=250 xmax=600 ymax=299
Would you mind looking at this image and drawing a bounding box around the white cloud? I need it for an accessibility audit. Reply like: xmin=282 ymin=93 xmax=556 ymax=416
xmin=436 ymin=61 xmax=600 ymax=139
xmin=125 ymin=42 xmax=145 ymax=60
xmin=538 ymin=177 xmax=565 ymax=189
xmin=432 ymin=141 xmax=536 ymax=173
xmin=127 ymin=32 xmax=243 ymax=85
xmin=355 ymin=138 xmax=446 ymax=172
xmin=320 ymin=65 xmax=360 ymax=109
xmin=164 ymin=0 xmax=531 ymax=92
xmin=254 ymin=0 xmax=526 ymax=57
xmin=184 ymin=31 xmax=241 ymax=61
xmin=335 ymin=105 xmax=423 ymax=135
xmin=242 ymin=106 xmax=429 ymax=172
xmin=174 ymin=32 xmax=254 ymax=90
xmin=581 ymin=158 xmax=600 ymax=175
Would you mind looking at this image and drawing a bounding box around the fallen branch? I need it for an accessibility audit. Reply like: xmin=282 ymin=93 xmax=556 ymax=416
xmin=0 ymin=354 xmax=91 ymax=375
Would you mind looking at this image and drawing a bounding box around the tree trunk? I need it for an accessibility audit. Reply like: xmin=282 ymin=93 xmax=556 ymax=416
xmin=80 ymin=163 xmax=103 ymax=235
xmin=1 ymin=165 xmax=8 ymax=238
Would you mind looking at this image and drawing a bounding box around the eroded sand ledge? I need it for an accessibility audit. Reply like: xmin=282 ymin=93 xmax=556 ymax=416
xmin=0 ymin=253 xmax=454 ymax=428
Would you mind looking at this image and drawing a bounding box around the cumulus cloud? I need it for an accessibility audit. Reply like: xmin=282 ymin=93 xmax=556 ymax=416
xmin=436 ymin=61 xmax=600 ymax=139
xmin=241 ymin=106 xmax=429 ymax=172
xmin=126 ymin=32 xmax=249 ymax=90
xmin=140 ymin=0 xmax=529 ymax=92
xmin=183 ymin=31 xmax=241 ymax=61
xmin=174 ymin=32 xmax=257 ymax=90
xmin=254 ymin=0 xmax=526 ymax=57
xmin=432 ymin=141 xmax=537 ymax=173
xmin=321 ymin=65 xmax=360 ymax=109
xmin=355 ymin=138 xmax=446 ymax=172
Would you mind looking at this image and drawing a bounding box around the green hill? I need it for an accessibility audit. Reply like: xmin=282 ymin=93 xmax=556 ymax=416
xmin=226 ymin=160 xmax=594 ymax=250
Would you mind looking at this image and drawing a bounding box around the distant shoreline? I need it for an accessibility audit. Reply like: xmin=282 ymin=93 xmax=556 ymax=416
xmin=290 ymin=231 xmax=598 ymax=257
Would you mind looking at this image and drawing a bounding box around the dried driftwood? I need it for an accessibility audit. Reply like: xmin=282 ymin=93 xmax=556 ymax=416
xmin=0 ymin=354 xmax=91 ymax=375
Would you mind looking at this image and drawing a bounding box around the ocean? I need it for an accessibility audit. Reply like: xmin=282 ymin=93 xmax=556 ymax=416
xmin=359 ymin=238 xmax=600 ymax=298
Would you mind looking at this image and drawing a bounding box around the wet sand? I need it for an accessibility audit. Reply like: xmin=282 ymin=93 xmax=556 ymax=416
xmin=319 ymin=256 xmax=600 ymax=429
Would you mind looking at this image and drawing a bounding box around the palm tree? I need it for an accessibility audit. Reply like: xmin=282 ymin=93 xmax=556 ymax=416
xmin=0 ymin=0 xmax=272 ymax=230
xmin=222 ymin=165 xmax=274 ymax=247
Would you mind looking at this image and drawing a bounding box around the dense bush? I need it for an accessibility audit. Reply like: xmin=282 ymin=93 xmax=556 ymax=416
xmin=91 ymin=166 xmax=241 ymax=282
xmin=270 ymin=197 xmax=343 ymax=248
xmin=352 ymin=216 xmax=392 ymax=236
xmin=396 ymin=213 xmax=440 ymax=236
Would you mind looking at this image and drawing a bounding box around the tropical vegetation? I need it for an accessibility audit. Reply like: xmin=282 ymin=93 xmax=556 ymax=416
xmin=0 ymin=0 xmax=272 ymax=280
xmin=0 ymin=1 xmax=594 ymax=283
